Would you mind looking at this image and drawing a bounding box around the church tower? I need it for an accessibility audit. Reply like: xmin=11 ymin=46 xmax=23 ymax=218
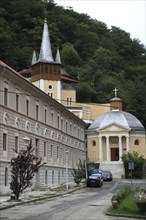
xmin=19 ymin=17 xmax=110 ymax=123
xmin=31 ymin=18 xmax=62 ymax=102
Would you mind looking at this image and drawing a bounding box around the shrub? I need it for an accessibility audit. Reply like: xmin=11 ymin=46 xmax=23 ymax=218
xmin=71 ymin=159 xmax=86 ymax=185
xmin=111 ymin=195 xmax=121 ymax=207
xmin=134 ymin=188 xmax=146 ymax=203
xmin=121 ymin=151 xmax=145 ymax=179
xmin=111 ymin=186 xmax=133 ymax=208
xmin=117 ymin=186 xmax=133 ymax=201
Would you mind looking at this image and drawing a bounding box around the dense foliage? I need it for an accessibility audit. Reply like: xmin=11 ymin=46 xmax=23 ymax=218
xmin=0 ymin=0 xmax=146 ymax=127
xmin=110 ymin=187 xmax=146 ymax=216
xmin=121 ymin=151 xmax=145 ymax=179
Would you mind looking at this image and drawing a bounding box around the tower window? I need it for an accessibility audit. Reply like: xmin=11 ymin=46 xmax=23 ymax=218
xmin=48 ymin=92 xmax=53 ymax=98
xmin=48 ymin=84 xmax=53 ymax=90
xmin=67 ymin=97 xmax=72 ymax=106
xmin=134 ymin=139 xmax=139 ymax=145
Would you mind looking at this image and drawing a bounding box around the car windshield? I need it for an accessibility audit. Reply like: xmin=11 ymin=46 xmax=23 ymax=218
xmin=89 ymin=175 xmax=99 ymax=179
xmin=102 ymin=171 xmax=110 ymax=175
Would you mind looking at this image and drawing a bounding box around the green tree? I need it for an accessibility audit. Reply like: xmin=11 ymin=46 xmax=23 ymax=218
xmin=71 ymin=159 xmax=86 ymax=185
xmin=76 ymin=83 xmax=98 ymax=103
xmin=10 ymin=139 xmax=44 ymax=199
xmin=61 ymin=43 xmax=81 ymax=66
xmin=121 ymin=151 xmax=145 ymax=179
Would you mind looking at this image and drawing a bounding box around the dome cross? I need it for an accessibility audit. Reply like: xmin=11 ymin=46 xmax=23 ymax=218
xmin=113 ymin=87 xmax=118 ymax=98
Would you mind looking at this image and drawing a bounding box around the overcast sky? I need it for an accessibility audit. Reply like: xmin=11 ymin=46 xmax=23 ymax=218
xmin=55 ymin=0 xmax=146 ymax=47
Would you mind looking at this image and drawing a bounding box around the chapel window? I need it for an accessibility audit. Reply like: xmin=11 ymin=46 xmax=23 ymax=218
xmin=92 ymin=140 xmax=96 ymax=146
xmin=134 ymin=139 xmax=139 ymax=145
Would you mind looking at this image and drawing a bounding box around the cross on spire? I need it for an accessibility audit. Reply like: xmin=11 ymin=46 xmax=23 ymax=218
xmin=113 ymin=87 xmax=118 ymax=97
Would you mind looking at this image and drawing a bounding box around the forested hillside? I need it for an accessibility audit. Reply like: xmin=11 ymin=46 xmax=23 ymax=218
xmin=0 ymin=0 xmax=146 ymax=127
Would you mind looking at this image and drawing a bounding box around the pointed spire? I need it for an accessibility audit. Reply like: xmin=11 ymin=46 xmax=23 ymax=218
xmin=38 ymin=18 xmax=54 ymax=63
xmin=31 ymin=50 xmax=37 ymax=65
xmin=55 ymin=48 xmax=61 ymax=64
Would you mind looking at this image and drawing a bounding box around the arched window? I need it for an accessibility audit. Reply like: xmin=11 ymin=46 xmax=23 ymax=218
xmin=134 ymin=139 xmax=139 ymax=145
xmin=25 ymin=121 xmax=30 ymax=132
xmin=51 ymin=131 xmax=54 ymax=139
xmin=92 ymin=140 xmax=96 ymax=146
xmin=3 ymin=113 xmax=9 ymax=125
xmin=35 ymin=123 xmax=40 ymax=135
xmin=44 ymin=128 xmax=48 ymax=138
xmin=15 ymin=117 xmax=20 ymax=128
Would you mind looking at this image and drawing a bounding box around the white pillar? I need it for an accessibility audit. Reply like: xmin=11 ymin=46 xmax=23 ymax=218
xmin=40 ymin=79 xmax=44 ymax=91
xmin=106 ymin=135 xmax=110 ymax=161
xmin=119 ymin=135 xmax=122 ymax=161
xmin=126 ymin=135 xmax=130 ymax=152
xmin=99 ymin=135 xmax=103 ymax=161
xmin=57 ymin=81 xmax=61 ymax=103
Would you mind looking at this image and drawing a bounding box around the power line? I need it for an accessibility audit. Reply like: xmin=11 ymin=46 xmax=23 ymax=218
xmin=0 ymin=89 xmax=111 ymax=107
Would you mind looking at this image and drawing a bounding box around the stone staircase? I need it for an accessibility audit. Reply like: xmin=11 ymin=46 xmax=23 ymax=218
xmin=99 ymin=161 xmax=125 ymax=179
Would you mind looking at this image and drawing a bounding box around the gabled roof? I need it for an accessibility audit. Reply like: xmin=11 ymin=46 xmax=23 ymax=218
xmin=61 ymin=68 xmax=78 ymax=83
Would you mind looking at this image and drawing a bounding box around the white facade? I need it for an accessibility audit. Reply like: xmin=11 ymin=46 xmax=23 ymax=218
xmin=0 ymin=61 xmax=86 ymax=194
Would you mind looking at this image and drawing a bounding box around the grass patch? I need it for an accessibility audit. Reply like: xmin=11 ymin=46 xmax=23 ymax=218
xmin=109 ymin=188 xmax=146 ymax=217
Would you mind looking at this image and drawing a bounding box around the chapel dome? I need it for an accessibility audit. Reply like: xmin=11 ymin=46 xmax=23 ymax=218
xmin=87 ymin=109 xmax=145 ymax=133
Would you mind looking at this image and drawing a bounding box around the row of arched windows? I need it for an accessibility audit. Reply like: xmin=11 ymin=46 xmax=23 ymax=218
xmin=91 ymin=139 xmax=140 ymax=146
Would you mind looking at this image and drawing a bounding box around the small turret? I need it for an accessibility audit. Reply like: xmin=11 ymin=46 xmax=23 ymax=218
xmin=55 ymin=48 xmax=61 ymax=64
xmin=31 ymin=51 xmax=37 ymax=65
xmin=110 ymin=87 xmax=123 ymax=110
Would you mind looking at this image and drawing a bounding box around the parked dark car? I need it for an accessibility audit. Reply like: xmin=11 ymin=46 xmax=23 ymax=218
xmin=88 ymin=169 xmax=102 ymax=176
xmin=86 ymin=174 xmax=103 ymax=187
xmin=102 ymin=171 xmax=113 ymax=181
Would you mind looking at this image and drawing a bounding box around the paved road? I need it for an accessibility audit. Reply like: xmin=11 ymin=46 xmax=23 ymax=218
xmin=0 ymin=179 xmax=145 ymax=220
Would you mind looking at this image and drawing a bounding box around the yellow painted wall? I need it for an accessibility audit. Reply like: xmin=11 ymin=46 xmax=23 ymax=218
xmin=87 ymin=135 xmax=100 ymax=162
xmin=75 ymin=103 xmax=110 ymax=121
xmin=44 ymin=80 xmax=58 ymax=99
xmin=33 ymin=80 xmax=60 ymax=100
xmin=61 ymin=90 xmax=76 ymax=106
xmin=130 ymin=134 xmax=146 ymax=157
xmin=87 ymin=129 xmax=146 ymax=163
xmin=33 ymin=81 xmax=40 ymax=88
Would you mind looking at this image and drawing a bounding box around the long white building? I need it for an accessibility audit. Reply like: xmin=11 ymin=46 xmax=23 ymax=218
xmin=0 ymin=60 xmax=87 ymax=194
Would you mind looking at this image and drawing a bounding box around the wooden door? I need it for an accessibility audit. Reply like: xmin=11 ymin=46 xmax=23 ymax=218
xmin=111 ymin=148 xmax=119 ymax=161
